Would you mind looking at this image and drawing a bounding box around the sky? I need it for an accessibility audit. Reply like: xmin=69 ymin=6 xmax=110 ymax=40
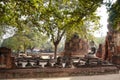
xmin=94 ymin=5 xmax=108 ymax=37
xmin=94 ymin=0 xmax=117 ymax=37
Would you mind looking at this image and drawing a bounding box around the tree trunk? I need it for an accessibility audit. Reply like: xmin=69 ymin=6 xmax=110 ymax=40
xmin=23 ymin=47 xmax=26 ymax=54
xmin=54 ymin=44 xmax=58 ymax=59
xmin=30 ymin=47 xmax=35 ymax=53
xmin=23 ymin=43 xmax=27 ymax=54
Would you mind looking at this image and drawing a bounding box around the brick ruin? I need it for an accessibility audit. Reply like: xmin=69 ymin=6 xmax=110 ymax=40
xmin=96 ymin=30 xmax=120 ymax=65
xmin=1 ymin=32 xmax=119 ymax=69
xmin=0 ymin=47 xmax=15 ymax=69
xmin=105 ymin=31 xmax=120 ymax=64
xmin=63 ymin=34 xmax=89 ymax=57
xmin=0 ymin=36 xmax=119 ymax=78
xmin=0 ymin=66 xmax=118 ymax=79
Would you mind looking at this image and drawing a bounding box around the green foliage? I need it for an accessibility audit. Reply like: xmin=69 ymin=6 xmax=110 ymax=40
xmin=0 ymin=26 xmax=4 ymax=38
xmin=1 ymin=33 xmax=30 ymax=52
xmin=1 ymin=27 xmax=48 ymax=52
xmin=37 ymin=0 xmax=103 ymax=58
xmin=38 ymin=0 xmax=102 ymax=39
xmin=108 ymin=0 xmax=120 ymax=30
xmin=0 ymin=0 xmax=103 ymax=37
xmin=0 ymin=0 xmax=103 ymax=58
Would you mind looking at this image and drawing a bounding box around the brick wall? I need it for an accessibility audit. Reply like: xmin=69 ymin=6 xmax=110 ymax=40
xmin=0 ymin=66 xmax=118 ymax=79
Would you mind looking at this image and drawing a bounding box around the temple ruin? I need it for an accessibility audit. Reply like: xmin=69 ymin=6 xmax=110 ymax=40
xmin=96 ymin=24 xmax=120 ymax=65
xmin=63 ymin=34 xmax=89 ymax=58
xmin=0 ymin=47 xmax=14 ymax=69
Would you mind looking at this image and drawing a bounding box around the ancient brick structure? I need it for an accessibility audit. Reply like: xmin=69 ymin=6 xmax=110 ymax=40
xmin=103 ymin=32 xmax=114 ymax=61
xmin=0 ymin=66 xmax=118 ymax=78
xmin=96 ymin=44 xmax=106 ymax=60
xmin=63 ymin=34 xmax=89 ymax=57
xmin=0 ymin=47 xmax=15 ymax=69
xmin=101 ymin=31 xmax=120 ymax=64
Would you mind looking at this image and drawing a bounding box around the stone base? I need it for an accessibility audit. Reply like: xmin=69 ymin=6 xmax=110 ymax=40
xmin=0 ymin=66 xmax=119 ymax=79
xmin=112 ymin=56 xmax=120 ymax=65
xmin=116 ymin=65 xmax=120 ymax=69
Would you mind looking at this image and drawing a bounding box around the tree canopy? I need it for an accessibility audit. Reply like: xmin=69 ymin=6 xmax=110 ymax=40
xmin=107 ymin=0 xmax=120 ymax=30
xmin=0 ymin=0 xmax=103 ymax=33
xmin=1 ymin=27 xmax=48 ymax=53
xmin=0 ymin=0 xmax=103 ymax=58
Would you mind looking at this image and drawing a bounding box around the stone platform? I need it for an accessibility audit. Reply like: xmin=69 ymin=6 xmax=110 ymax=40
xmin=0 ymin=65 xmax=119 ymax=79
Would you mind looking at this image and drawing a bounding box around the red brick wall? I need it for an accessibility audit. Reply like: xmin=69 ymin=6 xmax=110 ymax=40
xmin=0 ymin=66 xmax=118 ymax=79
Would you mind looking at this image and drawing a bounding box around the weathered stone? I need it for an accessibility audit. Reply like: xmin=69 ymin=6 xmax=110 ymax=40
xmin=65 ymin=57 xmax=73 ymax=68
xmin=103 ymin=30 xmax=120 ymax=64
xmin=25 ymin=60 xmax=32 ymax=67
xmin=0 ymin=66 xmax=118 ymax=78
xmin=0 ymin=47 xmax=14 ymax=69
xmin=54 ymin=57 xmax=63 ymax=68
xmin=16 ymin=60 xmax=23 ymax=67
xmin=44 ymin=60 xmax=52 ymax=68
xmin=96 ymin=44 xmax=105 ymax=59
xmin=103 ymin=32 xmax=115 ymax=61
xmin=63 ymin=35 xmax=88 ymax=57
xmin=33 ymin=60 xmax=42 ymax=67
xmin=112 ymin=55 xmax=120 ymax=65
xmin=11 ymin=57 xmax=17 ymax=68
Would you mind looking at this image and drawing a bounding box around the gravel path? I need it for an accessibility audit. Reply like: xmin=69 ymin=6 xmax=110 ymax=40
xmin=7 ymin=73 xmax=120 ymax=80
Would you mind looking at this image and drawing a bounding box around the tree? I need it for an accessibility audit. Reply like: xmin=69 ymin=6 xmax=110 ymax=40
xmin=0 ymin=0 xmax=103 ymax=59
xmin=1 ymin=27 xmax=48 ymax=53
xmin=1 ymin=32 xmax=31 ymax=53
xmin=107 ymin=0 xmax=120 ymax=30
xmin=38 ymin=0 xmax=103 ymax=59
xmin=25 ymin=27 xmax=48 ymax=52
